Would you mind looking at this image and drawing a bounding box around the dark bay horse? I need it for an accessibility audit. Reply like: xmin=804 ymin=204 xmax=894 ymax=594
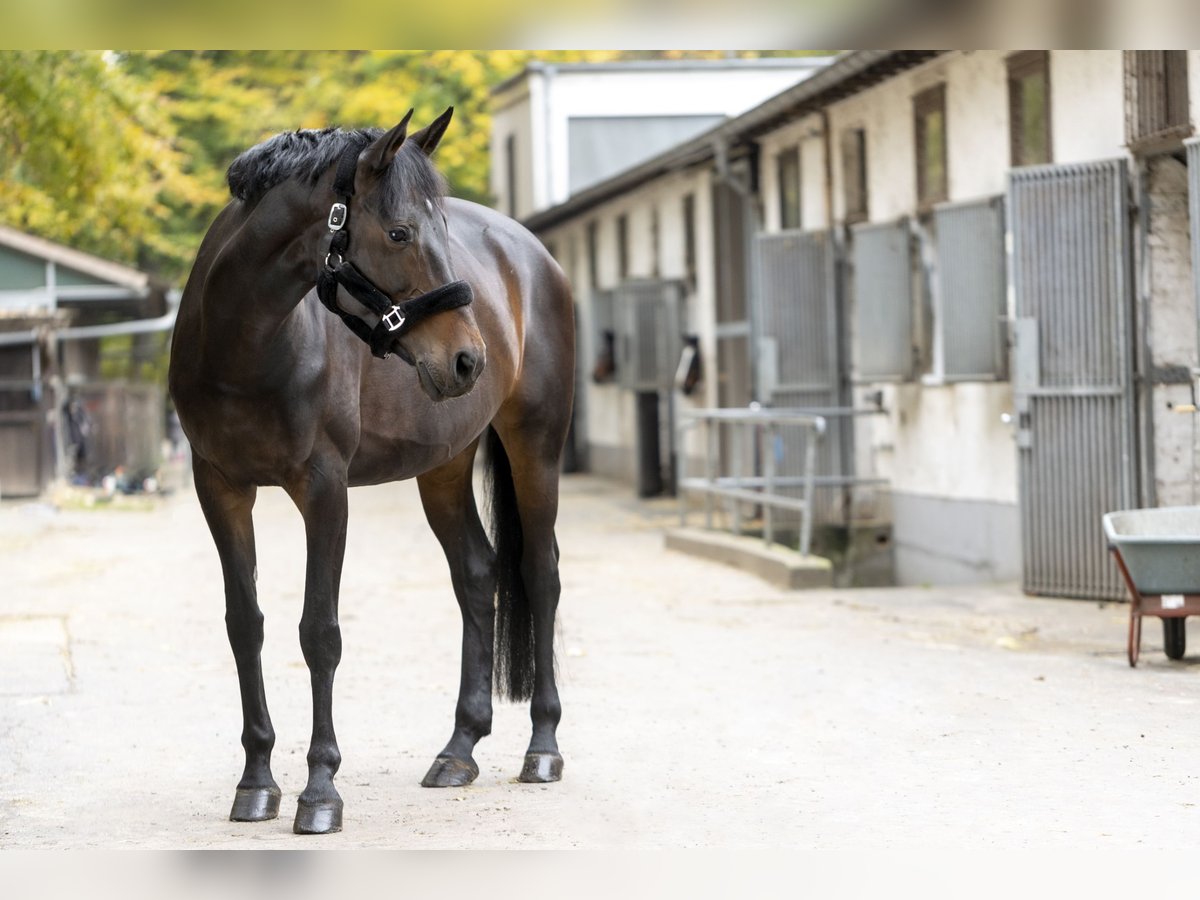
xmin=168 ymin=109 xmax=573 ymax=834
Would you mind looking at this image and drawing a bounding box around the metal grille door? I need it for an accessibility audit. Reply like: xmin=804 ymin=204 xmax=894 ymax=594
xmin=934 ymin=197 xmax=1007 ymax=379
xmin=615 ymin=281 xmax=683 ymax=392
xmin=754 ymin=229 xmax=846 ymax=524
xmin=755 ymin=231 xmax=838 ymax=400
xmin=852 ymin=220 xmax=913 ymax=380
xmin=1009 ymin=159 xmax=1136 ymax=599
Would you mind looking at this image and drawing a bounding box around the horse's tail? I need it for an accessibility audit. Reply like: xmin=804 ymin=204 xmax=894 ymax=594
xmin=484 ymin=426 xmax=535 ymax=701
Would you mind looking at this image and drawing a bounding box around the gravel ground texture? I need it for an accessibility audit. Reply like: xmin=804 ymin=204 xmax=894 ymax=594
xmin=2 ymin=474 xmax=1199 ymax=849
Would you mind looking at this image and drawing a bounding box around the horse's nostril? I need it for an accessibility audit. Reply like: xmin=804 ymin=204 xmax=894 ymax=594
xmin=454 ymin=350 xmax=478 ymax=384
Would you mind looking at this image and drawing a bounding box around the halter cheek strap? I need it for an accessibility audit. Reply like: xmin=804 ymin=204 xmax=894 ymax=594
xmin=315 ymin=138 xmax=473 ymax=359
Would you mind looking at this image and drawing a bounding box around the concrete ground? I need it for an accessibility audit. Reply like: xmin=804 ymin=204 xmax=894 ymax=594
xmin=2 ymin=474 xmax=1199 ymax=849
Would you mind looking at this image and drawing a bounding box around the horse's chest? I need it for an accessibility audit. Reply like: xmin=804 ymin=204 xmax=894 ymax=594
xmin=178 ymin=388 xmax=322 ymax=483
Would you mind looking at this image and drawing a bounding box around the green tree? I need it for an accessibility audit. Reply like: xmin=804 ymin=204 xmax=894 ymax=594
xmin=0 ymin=50 xmax=216 ymax=277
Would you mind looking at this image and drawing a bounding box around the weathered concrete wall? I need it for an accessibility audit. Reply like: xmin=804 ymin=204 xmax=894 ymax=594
xmin=891 ymin=492 xmax=1021 ymax=584
xmin=1145 ymin=155 xmax=1199 ymax=507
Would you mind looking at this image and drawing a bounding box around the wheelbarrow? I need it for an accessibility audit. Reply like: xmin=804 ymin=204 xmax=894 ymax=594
xmin=1104 ymin=507 xmax=1200 ymax=666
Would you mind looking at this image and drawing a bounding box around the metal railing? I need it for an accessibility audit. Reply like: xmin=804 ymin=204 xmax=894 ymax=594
xmin=675 ymin=405 xmax=826 ymax=556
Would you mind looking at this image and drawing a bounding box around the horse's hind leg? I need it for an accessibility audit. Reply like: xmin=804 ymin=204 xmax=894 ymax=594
xmin=489 ymin=420 xmax=566 ymax=784
xmin=193 ymin=457 xmax=281 ymax=822
xmin=416 ymin=439 xmax=497 ymax=787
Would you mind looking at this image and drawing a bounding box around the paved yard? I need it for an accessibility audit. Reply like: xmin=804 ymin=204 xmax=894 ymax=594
xmin=2 ymin=474 xmax=1199 ymax=848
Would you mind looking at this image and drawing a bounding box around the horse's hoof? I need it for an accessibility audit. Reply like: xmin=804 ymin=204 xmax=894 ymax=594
xmin=517 ymin=752 xmax=563 ymax=783
xmin=421 ymin=754 xmax=479 ymax=788
xmin=293 ymin=798 xmax=343 ymax=835
xmin=229 ymin=786 xmax=281 ymax=822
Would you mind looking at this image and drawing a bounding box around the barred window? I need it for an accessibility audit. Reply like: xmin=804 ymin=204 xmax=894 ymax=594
xmin=777 ymin=145 xmax=802 ymax=230
xmin=1126 ymin=51 xmax=1191 ymax=148
xmin=841 ymin=128 xmax=868 ymax=223
xmin=504 ymin=133 xmax=517 ymax=218
xmin=586 ymin=220 xmax=599 ymax=290
xmin=616 ymin=214 xmax=629 ymax=280
xmin=650 ymin=206 xmax=661 ymax=279
xmin=682 ymin=193 xmax=697 ymax=285
xmin=1008 ymin=51 xmax=1051 ymax=167
xmin=914 ymin=84 xmax=948 ymax=210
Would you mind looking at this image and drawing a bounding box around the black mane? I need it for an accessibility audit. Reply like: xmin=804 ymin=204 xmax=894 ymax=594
xmin=226 ymin=127 xmax=447 ymax=210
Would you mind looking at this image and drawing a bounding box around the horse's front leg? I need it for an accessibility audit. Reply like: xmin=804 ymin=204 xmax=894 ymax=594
xmin=193 ymin=457 xmax=281 ymax=822
xmin=290 ymin=465 xmax=350 ymax=834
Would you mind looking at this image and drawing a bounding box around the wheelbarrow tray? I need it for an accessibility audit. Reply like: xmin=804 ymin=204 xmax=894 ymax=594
xmin=1102 ymin=506 xmax=1200 ymax=596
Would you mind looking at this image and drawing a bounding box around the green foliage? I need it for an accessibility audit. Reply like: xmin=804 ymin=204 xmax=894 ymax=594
xmin=0 ymin=50 xmax=810 ymax=287
xmin=0 ymin=50 xmax=215 ymax=277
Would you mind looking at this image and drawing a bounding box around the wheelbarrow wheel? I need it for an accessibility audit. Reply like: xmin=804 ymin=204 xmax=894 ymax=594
xmin=1163 ymin=618 xmax=1186 ymax=661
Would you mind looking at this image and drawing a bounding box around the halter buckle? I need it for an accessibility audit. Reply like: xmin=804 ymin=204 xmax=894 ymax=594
xmin=327 ymin=202 xmax=347 ymax=231
xmin=381 ymin=306 xmax=406 ymax=332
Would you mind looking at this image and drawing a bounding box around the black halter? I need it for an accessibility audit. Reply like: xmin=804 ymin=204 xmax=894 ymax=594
xmin=315 ymin=138 xmax=473 ymax=359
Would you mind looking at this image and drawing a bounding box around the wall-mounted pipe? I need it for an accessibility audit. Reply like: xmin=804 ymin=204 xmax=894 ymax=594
xmin=0 ymin=290 xmax=180 ymax=347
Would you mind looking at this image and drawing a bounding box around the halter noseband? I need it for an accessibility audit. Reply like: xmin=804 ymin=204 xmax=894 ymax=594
xmin=315 ymin=137 xmax=473 ymax=359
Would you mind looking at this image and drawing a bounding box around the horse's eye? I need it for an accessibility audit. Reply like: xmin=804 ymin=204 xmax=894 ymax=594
xmin=388 ymin=226 xmax=412 ymax=244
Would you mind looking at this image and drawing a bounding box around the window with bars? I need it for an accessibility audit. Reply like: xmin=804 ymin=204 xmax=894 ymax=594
xmin=586 ymin=220 xmax=599 ymax=290
xmin=777 ymin=145 xmax=802 ymax=230
xmin=616 ymin=214 xmax=629 ymax=280
xmin=650 ymin=206 xmax=661 ymax=279
xmin=840 ymin=128 xmax=868 ymax=223
xmin=590 ymin=288 xmax=618 ymax=384
xmin=1126 ymin=51 xmax=1191 ymax=148
xmin=504 ymin=133 xmax=517 ymax=218
xmin=914 ymin=84 xmax=948 ymax=210
xmin=682 ymin=193 xmax=697 ymax=287
xmin=1008 ymin=51 xmax=1052 ymax=167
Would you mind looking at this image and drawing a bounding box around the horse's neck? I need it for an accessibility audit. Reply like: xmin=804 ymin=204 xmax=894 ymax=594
xmin=199 ymin=185 xmax=326 ymax=378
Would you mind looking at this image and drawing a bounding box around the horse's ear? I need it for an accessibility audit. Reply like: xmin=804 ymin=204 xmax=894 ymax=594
xmin=410 ymin=107 xmax=454 ymax=157
xmin=362 ymin=108 xmax=415 ymax=175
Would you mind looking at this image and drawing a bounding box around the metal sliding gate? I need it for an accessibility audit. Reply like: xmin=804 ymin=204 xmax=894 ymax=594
xmin=1009 ymin=159 xmax=1137 ymax=599
xmin=753 ymin=229 xmax=847 ymax=524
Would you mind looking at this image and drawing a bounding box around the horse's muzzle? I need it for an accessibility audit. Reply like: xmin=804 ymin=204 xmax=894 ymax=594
xmin=416 ymin=350 xmax=485 ymax=401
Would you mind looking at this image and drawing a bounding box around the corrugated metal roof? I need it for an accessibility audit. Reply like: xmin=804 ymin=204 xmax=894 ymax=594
xmin=522 ymin=50 xmax=944 ymax=232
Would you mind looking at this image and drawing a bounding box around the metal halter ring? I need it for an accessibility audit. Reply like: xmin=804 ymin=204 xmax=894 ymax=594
xmin=324 ymin=252 xmax=342 ymax=269
xmin=380 ymin=306 xmax=406 ymax=332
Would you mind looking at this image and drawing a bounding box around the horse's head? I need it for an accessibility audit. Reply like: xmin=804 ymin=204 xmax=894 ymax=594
xmin=335 ymin=108 xmax=485 ymax=401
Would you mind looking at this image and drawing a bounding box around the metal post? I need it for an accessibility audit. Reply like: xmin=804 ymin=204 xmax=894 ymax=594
xmin=763 ymin=423 xmax=776 ymax=548
xmin=705 ymin=415 xmax=717 ymax=530
xmin=799 ymin=417 xmax=822 ymax=556
xmin=731 ymin=419 xmax=743 ymax=537
xmin=677 ymin=415 xmax=688 ymax=527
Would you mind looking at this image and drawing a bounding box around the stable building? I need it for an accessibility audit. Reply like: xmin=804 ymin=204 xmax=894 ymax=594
xmin=507 ymin=50 xmax=1200 ymax=599
xmin=0 ymin=226 xmax=177 ymax=497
